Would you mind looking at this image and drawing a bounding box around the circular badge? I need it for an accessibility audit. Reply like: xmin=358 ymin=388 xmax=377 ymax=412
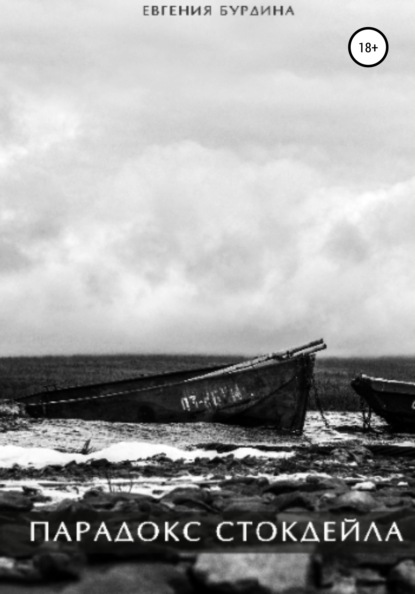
xmin=348 ymin=28 xmax=389 ymax=67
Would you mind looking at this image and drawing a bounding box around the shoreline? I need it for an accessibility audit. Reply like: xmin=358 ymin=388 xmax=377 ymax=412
xmin=1 ymin=442 xmax=415 ymax=592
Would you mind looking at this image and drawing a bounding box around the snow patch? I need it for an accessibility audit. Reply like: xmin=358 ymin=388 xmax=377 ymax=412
xmin=0 ymin=441 xmax=293 ymax=469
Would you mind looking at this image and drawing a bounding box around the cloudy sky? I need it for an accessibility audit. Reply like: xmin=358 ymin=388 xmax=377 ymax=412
xmin=1 ymin=0 xmax=414 ymax=356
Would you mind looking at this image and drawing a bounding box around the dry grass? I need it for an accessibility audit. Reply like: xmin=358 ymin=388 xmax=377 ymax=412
xmin=314 ymin=357 xmax=415 ymax=411
xmin=0 ymin=354 xmax=240 ymax=400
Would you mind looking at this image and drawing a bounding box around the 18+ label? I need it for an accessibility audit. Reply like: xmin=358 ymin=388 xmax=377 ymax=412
xmin=348 ymin=28 xmax=389 ymax=67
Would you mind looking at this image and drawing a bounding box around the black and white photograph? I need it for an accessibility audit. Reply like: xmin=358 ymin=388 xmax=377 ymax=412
xmin=1 ymin=1 xmax=414 ymax=592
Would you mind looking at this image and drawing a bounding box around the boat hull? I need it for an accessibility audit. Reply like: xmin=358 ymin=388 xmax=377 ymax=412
xmin=351 ymin=375 xmax=415 ymax=432
xmin=20 ymin=355 xmax=315 ymax=431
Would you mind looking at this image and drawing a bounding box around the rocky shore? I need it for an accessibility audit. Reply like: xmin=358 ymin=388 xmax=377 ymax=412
xmin=1 ymin=443 xmax=415 ymax=593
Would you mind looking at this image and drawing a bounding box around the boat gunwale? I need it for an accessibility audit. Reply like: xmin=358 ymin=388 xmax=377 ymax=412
xmin=355 ymin=374 xmax=415 ymax=395
xmin=16 ymin=362 xmax=228 ymax=402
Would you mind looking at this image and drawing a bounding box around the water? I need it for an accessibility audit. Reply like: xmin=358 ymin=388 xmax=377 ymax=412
xmin=1 ymin=412 xmax=413 ymax=455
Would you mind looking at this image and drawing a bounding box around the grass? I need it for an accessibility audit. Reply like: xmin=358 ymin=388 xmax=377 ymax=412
xmin=79 ymin=438 xmax=93 ymax=455
xmin=0 ymin=354 xmax=414 ymax=412
xmin=104 ymin=471 xmax=134 ymax=493
xmin=0 ymin=354 xmax=240 ymax=399
xmin=314 ymin=357 xmax=415 ymax=411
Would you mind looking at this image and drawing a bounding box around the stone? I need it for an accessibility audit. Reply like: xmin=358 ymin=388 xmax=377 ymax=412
xmin=351 ymin=481 xmax=376 ymax=492
xmin=329 ymin=576 xmax=357 ymax=594
xmin=221 ymin=496 xmax=273 ymax=514
xmin=192 ymin=552 xmax=312 ymax=593
xmin=265 ymin=476 xmax=346 ymax=496
xmin=356 ymin=586 xmax=387 ymax=594
xmin=220 ymin=476 xmax=269 ymax=489
xmin=0 ymin=522 xmax=38 ymax=558
xmin=61 ymin=562 xmax=190 ymax=594
xmin=86 ymin=458 xmax=111 ymax=469
xmin=348 ymin=552 xmax=408 ymax=568
xmin=51 ymin=499 xmax=97 ymax=516
xmin=353 ymin=567 xmax=385 ymax=584
xmin=161 ymin=487 xmax=216 ymax=512
xmin=265 ymin=479 xmax=308 ymax=495
xmin=329 ymin=491 xmax=378 ymax=513
xmin=305 ymin=475 xmax=348 ymax=493
xmin=82 ymin=490 xmax=162 ymax=513
xmin=271 ymin=491 xmax=317 ymax=512
xmin=331 ymin=446 xmax=372 ymax=464
xmin=33 ymin=551 xmax=84 ymax=581
xmin=388 ymin=559 xmax=415 ymax=594
xmin=312 ymin=554 xmax=338 ymax=588
xmin=0 ymin=556 xmax=41 ymax=582
xmin=0 ymin=491 xmax=33 ymax=512
xmin=163 ymin=487 xmax=211 ymax=503
xmin=314 ymin=557 xmax=385 ymax=591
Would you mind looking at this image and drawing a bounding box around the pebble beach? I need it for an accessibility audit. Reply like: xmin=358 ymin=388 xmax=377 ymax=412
xmin=1 ymin=409 xmax=415 ymax=593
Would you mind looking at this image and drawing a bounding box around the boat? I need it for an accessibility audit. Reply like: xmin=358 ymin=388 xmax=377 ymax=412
xmin=18 ymin=339 xmax=326 ymax=431
xmin=351 ymin=374 xmax=415 ymax=432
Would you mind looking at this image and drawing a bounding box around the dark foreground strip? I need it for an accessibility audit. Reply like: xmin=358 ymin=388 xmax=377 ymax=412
xmin=366 ymin=444 xmax=415 ymax=458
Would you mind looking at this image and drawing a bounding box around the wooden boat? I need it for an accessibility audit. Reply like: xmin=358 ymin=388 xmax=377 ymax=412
xmin=19 ymin=339 xmax=326 ymax=431
xmin=351 ymin=374 xmax=415 ymax=432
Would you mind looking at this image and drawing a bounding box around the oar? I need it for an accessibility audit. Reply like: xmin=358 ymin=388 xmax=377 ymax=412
xmin=189 ymin=339 xmax=327 ymax=380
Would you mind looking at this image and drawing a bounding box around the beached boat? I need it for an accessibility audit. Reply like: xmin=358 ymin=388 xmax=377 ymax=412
xmin=19 ymin=339 xmax=326 ymax=431
xmin=351 ymin=374 xmax=415 ymax=432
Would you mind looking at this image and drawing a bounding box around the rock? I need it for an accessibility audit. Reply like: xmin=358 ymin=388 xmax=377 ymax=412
xmin=53 ymin=499 xmax=97 ymax=515
xmin=82 ymin=490 xmax=161 ymax=513
xmin=378 ymin=495 xmax=411 ymax=508
xmin=313 ymin=554 xmax=339 ymax=588
xmin=61 ymin=562 xmax=191 ymax=594
xmin=271 ymin=491 xmax=317 ymax=512
xmin=33 ymin=551 xmax=84 ymax=581
xmin=388 ymin=559 xmax=415 ymax=594
xmin=221 ymin=496 xmax=272 ymax=514
xmin=331 ymin=446 xmax=372 ymax=464
xmin=314 ymin=556 xmax=385 ymax=591
xmin=329 ymin=491 xmax=378 ymax=513
xmin=353 ymin=567 xmax=385 ymax=584
xmin=265 ymin=479 xmax=308 ymax=495
xmin=0 ymin=523 xmax=39 ymax=558
xmin=161 ymin=487 xmax=215 ymax=511
xmin=351 ymin=481 xmax=376 ymax=492
xmin=265 ymin=476 xmax=346 ymax=496
xmin=348 ymin=552 xmax=408 ymax=568
xmin=192 ymin=552 xmax=312 ymax=593
xmin=305 ymin=475 xmax=348 ymax=493
xmin=24 ymin=491 xmax=52 ymax=505
xmin=82 ymin=487 xmax=105 ymax=498
xmin=0 ymin=556 xmax=41 ymax=582
xmin=86 ymin=458 xmax=111 ymax=469
xmin=356 ymin=586 xmax=387 ymax=594
xmin=318 ymin=492 xmax=338 ymax=509
xmin=0 ymin=491 xmax=33 ymax=512
xmin=329 ymin=576 xmax=357 ymax=594
xmin=220 ymin=476 xmax=269 ymax=489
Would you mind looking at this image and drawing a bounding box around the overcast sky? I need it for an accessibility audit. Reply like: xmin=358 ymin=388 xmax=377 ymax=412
xmin=0 ymin=0 xmax=414 ymax=356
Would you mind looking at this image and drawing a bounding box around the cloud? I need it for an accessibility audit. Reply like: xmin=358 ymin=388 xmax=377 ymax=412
xmin=0 ymin=1 xmax=414 ymax=355
xmin=1 ymin=139 xmax=414 ymax=355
